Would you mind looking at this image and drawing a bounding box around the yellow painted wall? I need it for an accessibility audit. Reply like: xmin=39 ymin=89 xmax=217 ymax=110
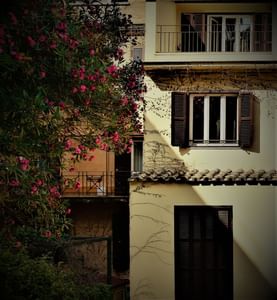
xmin=130 ymin=182 xmax=277 ymax=300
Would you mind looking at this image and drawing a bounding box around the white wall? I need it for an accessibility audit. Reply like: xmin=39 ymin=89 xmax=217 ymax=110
xmin=130 ymin=183 xmax=277 ymax=300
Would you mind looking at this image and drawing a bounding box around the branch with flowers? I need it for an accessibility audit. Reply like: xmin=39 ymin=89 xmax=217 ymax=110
xmin=0 ymin=0 xmax=145 ymax=248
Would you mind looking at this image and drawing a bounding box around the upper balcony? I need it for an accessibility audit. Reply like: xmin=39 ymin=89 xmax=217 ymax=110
xmin=144 ymin=1 xmax=277 ymax=64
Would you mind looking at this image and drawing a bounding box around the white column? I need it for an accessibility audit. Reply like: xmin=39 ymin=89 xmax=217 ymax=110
xmin=204 ymin=96 xmax=210 ymax=143
xmin=145 ymin=1 xmax=157 ymax=61
xmin=220 ymin=96 xmax=226 ymax=143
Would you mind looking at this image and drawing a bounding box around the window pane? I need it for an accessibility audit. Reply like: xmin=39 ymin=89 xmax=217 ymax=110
xmin=210 ymin=17 xmax=222 ymax=52
xmin=193 ymin=97 xmax=204 ymax=142
xmin=133 ymin=141 xmax=143 ymax=172
xmin=240 ymin=17 xmax=251 ymax=52
xmin=225 ymin=18 xmax=236 ymax=52
xmin=225 ymin=96 xmax=237 ymax=143
xmin=209 ymin=96 xmax=220 ymax=142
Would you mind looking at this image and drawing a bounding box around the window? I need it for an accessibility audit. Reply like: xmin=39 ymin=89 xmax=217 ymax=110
xmin=175 ymin=206 xmax=233 ymax=300
xmin=171 ymin=93 xmax=253 ymax=147
xmin=132 ymin=137 xmax=143 ymax=172
xmin=177 ymin=13 xmax=271 ymax=53
xmin=190 ymin=94 xmax=239 ymax=145
xmin=133 ymin=47 xmax=143 ymax=62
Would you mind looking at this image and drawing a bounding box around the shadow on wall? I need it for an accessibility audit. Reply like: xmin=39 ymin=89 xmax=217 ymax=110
xmin=130 ymin=183 xmax=277 ymax=300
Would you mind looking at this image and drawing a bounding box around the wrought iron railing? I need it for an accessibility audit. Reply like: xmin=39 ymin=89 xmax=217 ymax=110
xmin=62 ymin=171 xmax=130 ymax=197
xmin=156 ymin=25 xmax=272 ymax=53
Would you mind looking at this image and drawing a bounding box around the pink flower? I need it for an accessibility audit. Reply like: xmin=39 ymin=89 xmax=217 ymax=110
xmin=59 ymin=101 xmax=65 ymax=109
xmin=40 ymin=71 xmax=46 ymax=79
xmin=112 ymin=131 xmax=120 ymax=143
xmin=99 ymin=76 xmax=107 ymax=83
xmin=90 ymin=85 xmax=96 ymax=91
xmin=64 ymin=139 xmax=73 ymax=150
xmin=79 ymin=85 xmax=87 ymax=93
xmin=49 ymin=186 xmax=61 ymax=198
xmin=9 ymin=179 xmax=20 ymax=187
xmin=121 ymin=96 xmax=128 ymax=106
xmin=66 ymin=208 xmax=71 ymax=215
xmin=89 ymin=155 xmax=94 ymax=161
xmin=74 ymin=147 xmax=81 ymax=154
xmin=56 ymin=22 xmax=67 ymax=31
xmin=39 ymin=34 xmax=47 ymax=42
xmin=43 ymin=230 xmax=52 ymax=238
xmin=69 ymin=39 xmax=78 ymax=49
xmin=72 ymin=87 xmax=78 ymax=94
xmin=87 ymin=74 xmax=97 ymax=81
xmin=17 ymin=156 xmax=30 ymax=171
xmin=84 ymin=99 xmax=91 ymax=106
xmin=36 ymin=179 xmax=44 ymax=186
xmin=50 ymin=42 xmax=57 ymax=49
xmin=115 ymin=48 xmax=124 ymax=60
xmin=126 ymin=146 xmax=132 ymax=154
xmin=27 ymin=36 xmax=36 ymax=47
xmin=95 ymin=137 xmax=101 ymax=145
xmin=106 ymin=64 xmax=117 ymax=75
xmin=46 ymin=99 xmax=54 ymax=106
xmin=69 ymin=166 xmax=75 ymax=172
xmin=74 ymin=181 xmax=81 ymax=190
xmin=89 ymin=49 xmax=95 ymax=56
xmin=31 ymin=185 xmax=38 ymax=194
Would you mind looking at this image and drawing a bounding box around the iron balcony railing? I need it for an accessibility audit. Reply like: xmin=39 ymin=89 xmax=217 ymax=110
xmin=156 ymin=25 xmax=272 ymax=53
xmin=62 ymin=171 xmax=130 ymax=197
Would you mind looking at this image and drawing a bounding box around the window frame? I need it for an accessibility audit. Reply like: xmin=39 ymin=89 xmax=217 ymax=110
xmin=131 ymin=136 xmax=143 ymax=173
xmin=189 ymin=94 xmax=240 ymax=147
xmin=207 ymin=14 xmax=254 ymax=52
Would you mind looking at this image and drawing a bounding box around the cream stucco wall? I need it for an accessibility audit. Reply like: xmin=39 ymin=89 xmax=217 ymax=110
xmin=143 ymin=76 xmax=277 ymax=171
xmin=130 ymin=183 xmax=277 ymax=300
xmin=145 ymin=1 xmax=275 ymax=62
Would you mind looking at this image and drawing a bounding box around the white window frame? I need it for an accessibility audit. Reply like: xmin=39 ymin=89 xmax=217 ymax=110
xmin=189 ymin=94 xmax=240 ymax=146
xmin=131 ymin=138 xmax=143 ymax=173
xmin=207 ymin=15 xmax=254 ymax=52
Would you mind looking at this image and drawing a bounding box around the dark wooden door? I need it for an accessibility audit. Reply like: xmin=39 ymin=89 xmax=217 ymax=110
xmin=175 ymin=206 xmax=233 ymax=300
xmin=115 ymin=153 xmax=131 ymax=196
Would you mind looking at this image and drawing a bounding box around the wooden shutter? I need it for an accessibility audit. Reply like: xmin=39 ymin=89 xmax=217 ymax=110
xmin=171 ymin=92 xmax=189 ymax=147
xmin=239 ymin=93 xmax=253 ymax=148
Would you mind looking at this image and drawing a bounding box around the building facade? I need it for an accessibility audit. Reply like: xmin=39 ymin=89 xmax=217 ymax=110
xmin=129 ymin=1 xmax=277 ymax=300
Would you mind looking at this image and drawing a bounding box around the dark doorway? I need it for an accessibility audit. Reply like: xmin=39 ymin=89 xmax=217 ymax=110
xmin=115 ymin=153 xmax=131 ymax=196
xmin=175 ymin=206 xmax=233 ymax=300
xmin=112 ymin=204 xmax=129 ymax=272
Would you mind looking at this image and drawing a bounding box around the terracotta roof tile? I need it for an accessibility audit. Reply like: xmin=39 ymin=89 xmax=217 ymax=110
xmin=130 ymin=168 xmax=277 ymax=185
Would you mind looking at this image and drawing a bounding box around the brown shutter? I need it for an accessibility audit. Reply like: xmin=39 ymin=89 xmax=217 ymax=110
xmin=239 ymin=93 xmax=253 ymax=148
xmin=171 ymin=92 xmax=189 ymax=147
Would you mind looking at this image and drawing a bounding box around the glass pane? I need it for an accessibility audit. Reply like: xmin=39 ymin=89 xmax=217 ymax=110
xmin=209 ymin=96 xmax=220 ymax=142
xmin=225 ymin=18 xmax=236 ymax=52
xmin=225 ymin=96 xmax=237 ymax=143
xmin=193 ymin=97 xmax=204 ymax=142
xmin=239 ymin=16 xmax=251 ymax=52
xmin=210 ymin=17 xmax=222 ymax=52
xmin=133 ymin=141 xmax=143 ymax=172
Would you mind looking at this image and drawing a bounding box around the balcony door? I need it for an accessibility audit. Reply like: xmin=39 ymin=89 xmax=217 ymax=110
xmin=208 ymin=15 xmax=253 ymax=52
xmin=175 ymin=206 xmax=233 ymax=300
xmin=115 ymin=153 xmax=131 ymax=196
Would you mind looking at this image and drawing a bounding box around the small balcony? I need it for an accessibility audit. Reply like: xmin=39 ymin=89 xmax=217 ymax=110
xmin=156 ymin=25 xmax=271 ymax=54
xmin=62 ymin=171 xmax=130 ymax=198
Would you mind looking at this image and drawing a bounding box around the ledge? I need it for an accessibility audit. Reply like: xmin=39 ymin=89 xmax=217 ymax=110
xmin=130 ymin=168 xmax=277 ymax=186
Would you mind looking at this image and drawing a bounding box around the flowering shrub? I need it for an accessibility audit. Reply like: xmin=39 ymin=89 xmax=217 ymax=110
xmin=0 ymin=0 xmax=145 ymax=245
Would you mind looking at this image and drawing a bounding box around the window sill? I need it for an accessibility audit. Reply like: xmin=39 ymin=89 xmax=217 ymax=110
xmin=189 ymin=143 xmax=239 ymax=147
